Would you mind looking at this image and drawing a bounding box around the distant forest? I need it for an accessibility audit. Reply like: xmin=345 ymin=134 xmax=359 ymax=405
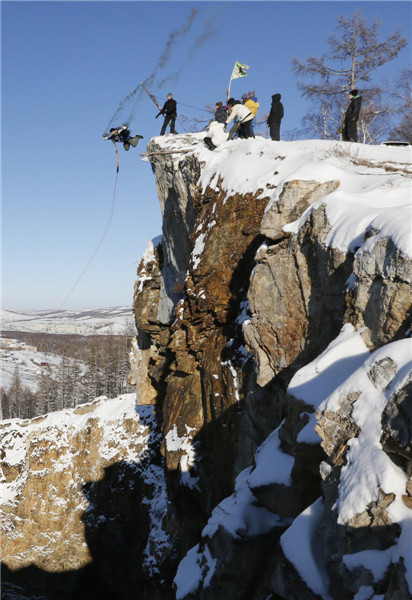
xmin=1 ymin=330 xmax=135 ymax=420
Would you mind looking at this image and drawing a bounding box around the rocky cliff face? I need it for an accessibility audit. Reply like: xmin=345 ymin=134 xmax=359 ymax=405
xmin=2 ymin=135 xmax=411 ymax=600
xmin=131 ymin=135 xmax=411 ymax=600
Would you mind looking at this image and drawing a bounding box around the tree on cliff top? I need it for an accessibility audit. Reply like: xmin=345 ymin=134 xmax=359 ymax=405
xmin=388 ymin=68 xmax=412 ymax=143
xmin=292 ymin=10 xmax=407 ymax=142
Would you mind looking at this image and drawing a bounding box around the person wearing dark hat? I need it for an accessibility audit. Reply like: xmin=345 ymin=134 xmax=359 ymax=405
xmin=156 ymin=93 xmax=177 ymax=135
xmin=267 ymin=94 xmax=284 ymax=141
xmin=241 ymin=92 xmax=259 ymax=137
xmin=342 ymin=89 xmax=362 ymax=142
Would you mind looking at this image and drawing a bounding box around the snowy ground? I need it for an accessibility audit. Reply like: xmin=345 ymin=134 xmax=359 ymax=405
xmin=0 ymin=307 xmax=135 ymax=392
xmin=0 ymin=338 xmax=62 ymax=392
xmin=1 ymin=306 xmax=134 ymax=336
xmin=150 ymin=134 xmax=411 ymax=259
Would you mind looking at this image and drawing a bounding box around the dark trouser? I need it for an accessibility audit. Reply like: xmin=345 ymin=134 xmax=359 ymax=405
xmin=228 ymin=122 xmax=239 ymax=140
xmin=160 ymin=114 xmax=176 ymax=135
xmin=269 ymin=122 xmax=280 ymax=141
xmin=342 ymin=120 xmax=357 ymax=142
xmin=238 ymin=119 xmax=254 ymax=139
xmin=204 ymin=137 xmax=216 ymax=151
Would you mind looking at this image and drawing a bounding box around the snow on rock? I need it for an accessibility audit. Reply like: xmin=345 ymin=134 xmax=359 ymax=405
xmin=281 ymin=497 xmax=332 ymax=600
xmin=136 ymin=235 xmax=163 ymax=293
xmin=174 ymin=543 xmax=217 ymax=600
xmin=288 ymin=323 xmax=370 ymax=445
xmin=165 ymin=424 xmax=200 ymax=489
xmin=319 ymin=339 xmax=411 ymax=525
xmin=151 ymin=134 xmax=411 ymax=262
xmin=247 ymin=423 xmax=294 ymax=487
xmin=202 ymin=466 xmax=284 ymax=541
xmin=173 ymin=326 xmax=412 ymax=599
xmin=315 ymin=337 xmax=412 ymax=596
xmin=0 ymin=394 xmax=170 ymax=575
xmin=174 ymin=465 xmax=286 ymax=599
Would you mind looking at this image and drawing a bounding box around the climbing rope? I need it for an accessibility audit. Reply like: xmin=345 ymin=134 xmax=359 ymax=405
xmin=140 ymin=83 xmax=189 ymax=132
xmin=34 ymin=143 xmax=119 ymax=348
xmin=156 ymin=95 xmax=212 ymax=114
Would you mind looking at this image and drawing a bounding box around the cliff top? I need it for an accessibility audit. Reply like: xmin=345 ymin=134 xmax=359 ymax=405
xmin=148 ymin=133 xmax=411 ymax=258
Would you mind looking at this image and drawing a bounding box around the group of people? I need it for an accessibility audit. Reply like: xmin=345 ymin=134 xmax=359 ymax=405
xmin=211 ymin=92 xmax=283 ymax=142
xmin=104 ymin=88 xmax=362 ymax=153
xmin=205 ymin=91 xmax=284 ymax=150
xmin=204 ymin=88 xmax=361 ymax=150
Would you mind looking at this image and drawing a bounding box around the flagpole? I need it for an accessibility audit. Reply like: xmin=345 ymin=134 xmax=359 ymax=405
xmin=226 ymin=78 xmax=232 ymax=102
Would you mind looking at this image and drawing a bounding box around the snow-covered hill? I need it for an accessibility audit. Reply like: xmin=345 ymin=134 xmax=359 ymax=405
xmin=1 ymin=306 xmax=134 ymax=336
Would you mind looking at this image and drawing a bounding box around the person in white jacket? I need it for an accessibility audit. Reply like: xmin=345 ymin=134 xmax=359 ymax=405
xmin=226 ymin=98 xmax=254 ymax=139
xmin=204 ymin=121 xmax=228 ymax=151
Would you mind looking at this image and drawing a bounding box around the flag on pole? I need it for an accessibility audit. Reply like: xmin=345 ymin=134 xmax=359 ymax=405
xmin=230 ymin=61 xmax=249 ymax=81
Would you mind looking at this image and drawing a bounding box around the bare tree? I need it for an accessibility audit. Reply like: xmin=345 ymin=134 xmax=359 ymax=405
xmin=36 ymin=370 xmax=59 ymax=414
xmin=292 ymin=10 xmax=407 ymax=141
xmin=388 ymin=68 xmax=412 ymax=142
xmin=1 ymin=388 xmax=10 ymax=419
xmin=8 ymin=366 xmax=23 ymax=418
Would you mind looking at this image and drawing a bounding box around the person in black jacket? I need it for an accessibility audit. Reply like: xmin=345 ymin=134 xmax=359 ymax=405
xmin=156 ymin=93 xmax=177 ymax=135
xmin=342 ymin=89 xmax=362 ymax=142
xmin=102 ymin=125 xmax=143 ymax=151
xmin=214 ymin=101 xmax=228 ymax=124
xmin=267 ymin=94 xmax=284 ymax=141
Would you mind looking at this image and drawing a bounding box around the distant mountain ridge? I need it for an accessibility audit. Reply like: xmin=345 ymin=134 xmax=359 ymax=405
xmin=1 ymin=306 xmax=134 ymax=336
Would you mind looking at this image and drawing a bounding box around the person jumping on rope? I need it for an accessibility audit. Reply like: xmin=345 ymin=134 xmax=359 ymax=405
xmin=102 ymin=125 xmax=143 ymax=151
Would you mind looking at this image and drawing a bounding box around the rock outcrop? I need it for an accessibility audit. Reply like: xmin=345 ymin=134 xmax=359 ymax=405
xmin=1 ymin=396 xmax=170 ymax=599
xmin=131 ymin=136 xmax=411 ymax=600
xmin=2 ymin=135 xmax=411 ymax=600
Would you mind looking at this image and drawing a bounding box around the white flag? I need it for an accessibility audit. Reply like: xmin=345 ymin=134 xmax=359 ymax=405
xmin=230 ymin=61 xmax=249 ymax=81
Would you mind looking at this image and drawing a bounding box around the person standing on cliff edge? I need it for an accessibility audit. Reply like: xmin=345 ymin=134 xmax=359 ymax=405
xmin=156 ymin=93 xmax=177 ymax=135
xmin=342 ymin=89 xmax=362 ymax=142
xmin=267 ymin=93 xmax=284 ymax=141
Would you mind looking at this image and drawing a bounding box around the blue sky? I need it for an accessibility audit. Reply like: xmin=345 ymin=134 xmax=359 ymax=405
xmin=2 ymin=1 xmax=410 ymax=310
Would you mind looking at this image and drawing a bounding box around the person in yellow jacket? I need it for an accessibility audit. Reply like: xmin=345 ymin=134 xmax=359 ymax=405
xmin=241 ymin=92 xmax=259 ymax=136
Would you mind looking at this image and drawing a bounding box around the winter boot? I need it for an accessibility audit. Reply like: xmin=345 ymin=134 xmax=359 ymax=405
xmin=204 ymin=137 xmax=216 ymax=151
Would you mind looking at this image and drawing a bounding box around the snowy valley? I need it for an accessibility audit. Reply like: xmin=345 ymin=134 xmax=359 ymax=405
xmin=1 ymin=308 xmax=135 ymax=420
xmin=1 ymin=306 xmax=134 ymax=336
